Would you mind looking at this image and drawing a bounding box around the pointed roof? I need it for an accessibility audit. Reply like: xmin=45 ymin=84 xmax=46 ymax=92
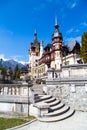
xmin=68 ymin=40 xmax=80 ymax=52
xmin=55 ymin=16 xmax=58 ymax=26
xmin=34 ymin=28 xmax=37 ymax=41
xmin=52 ymin=16 xmax=62 ymax=40
xmin=54 ymin=16 xmax=59 ymax=31
xmin=30 ymin=28 xmax=40 ymax=47
xmin=34 ymin=28 xmax=37 ymax=35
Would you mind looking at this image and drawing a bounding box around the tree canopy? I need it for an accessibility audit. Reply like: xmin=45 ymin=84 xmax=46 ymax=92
xmin=0 ymin=67 xmax=7 ymax=76
xmin=13 ymin=65 xmax=20 ymax=80
xmin=80 ymin=32 xmax=87 ymax=63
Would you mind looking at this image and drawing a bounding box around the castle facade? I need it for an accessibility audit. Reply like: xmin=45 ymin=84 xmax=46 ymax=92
xmin=29 ymin=17 xmax=80 ymax=79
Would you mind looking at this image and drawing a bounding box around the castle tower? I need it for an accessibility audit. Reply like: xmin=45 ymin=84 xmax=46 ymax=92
xmin=51 ymin=16 xmax=63 ymax=70
xmin=29 ymin=29 xmax=43 ymax=78
xmin=29 ymin=29 xmax=40 ymax=62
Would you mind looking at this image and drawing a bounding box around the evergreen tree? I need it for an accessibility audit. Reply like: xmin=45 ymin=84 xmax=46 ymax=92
xmin=7 ymin=67 xmax=13 ymax=80
xmin=0 ymin=59 xmax=3 ymax=67
xmin=0 ymin=67 xmax=7 ymax=80
xmin=80 ymin=32 xmax=87 ymax=63
xmin=0 ymin=67 xmax=7 ymax=75
xmin=13 ymin=65 xmax=20 ymax=80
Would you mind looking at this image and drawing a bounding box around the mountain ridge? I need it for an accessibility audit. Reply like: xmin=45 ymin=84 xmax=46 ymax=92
xmin=0 ymin=59 xmax=25 ymax=70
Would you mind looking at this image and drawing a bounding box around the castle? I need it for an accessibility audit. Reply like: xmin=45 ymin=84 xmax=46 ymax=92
xmin=29 ymin=17 xmax=81 ymax=79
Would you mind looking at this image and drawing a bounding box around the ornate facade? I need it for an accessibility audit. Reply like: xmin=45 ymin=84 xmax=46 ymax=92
xmin=29 ymin=17 xmax=80 ymax=79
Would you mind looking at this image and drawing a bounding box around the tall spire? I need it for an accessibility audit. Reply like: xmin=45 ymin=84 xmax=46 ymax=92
xmin=55 ymin=16 xmax=59 ymax=32
xmin=55 ymin=16 xmax=58 ymax=26
xmin=34 ymin=28 xmax=37 ymax=34
xmin=34 ymin=28 xmax=37 ymax=41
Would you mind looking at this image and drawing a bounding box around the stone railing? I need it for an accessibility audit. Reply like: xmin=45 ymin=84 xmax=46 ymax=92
xmin=0 ymin=82 xmax=33 ymax=96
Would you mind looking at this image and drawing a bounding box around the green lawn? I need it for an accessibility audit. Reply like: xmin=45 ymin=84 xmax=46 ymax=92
xmin=0 ymin=116 xmax=35 ymax=130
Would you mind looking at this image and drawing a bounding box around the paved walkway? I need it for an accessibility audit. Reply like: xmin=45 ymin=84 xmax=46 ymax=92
xmin=14 ymin=111 xmax=87 ymax=130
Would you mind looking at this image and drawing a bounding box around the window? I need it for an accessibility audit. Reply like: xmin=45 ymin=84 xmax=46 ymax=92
xmin=46 ymin=55 xmax=50 ymax=60
xmin=36 ymin=53 xmax=38 ymax=56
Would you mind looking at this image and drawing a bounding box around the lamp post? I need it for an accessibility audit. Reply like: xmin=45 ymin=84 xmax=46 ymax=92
xmin=28 ymin=81 xmax=30 ymax=116
xmin=27 ymin=80 xmax=33 ymax=116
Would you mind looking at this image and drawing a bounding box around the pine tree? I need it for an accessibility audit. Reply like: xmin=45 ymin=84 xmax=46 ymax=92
xmin=80 ymin=32 xmax=87 ymax=63
xmin=13 ymin=65 xmax=20 ymax=80
xmin=0 ymin=67 xmax=7 ymax=81
xmin=7 ymin=67 xmax=13 ymax=80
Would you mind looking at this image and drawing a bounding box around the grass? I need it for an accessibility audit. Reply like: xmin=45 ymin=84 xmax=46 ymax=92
xmin=0 ymin=116 xmax=35 ymax=130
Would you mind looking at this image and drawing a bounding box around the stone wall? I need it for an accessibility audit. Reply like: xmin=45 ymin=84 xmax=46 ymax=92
xmin=0 ymin=102 xmax=30 ymax=116
xmin=46 ymin=64 xmax=87 ymax=111
xmin=61 ymin=64 xmax=87 ymax=78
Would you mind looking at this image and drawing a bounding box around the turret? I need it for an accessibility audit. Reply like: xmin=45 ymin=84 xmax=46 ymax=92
xmin=52 ymin=16 xmax=63 ymax=70
xmin=52 ymin=16 xmax=63 ymax=47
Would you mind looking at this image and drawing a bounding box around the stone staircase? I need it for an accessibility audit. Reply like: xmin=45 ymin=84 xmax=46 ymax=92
xmin=35 ymin=95 xmax=75 ymax=122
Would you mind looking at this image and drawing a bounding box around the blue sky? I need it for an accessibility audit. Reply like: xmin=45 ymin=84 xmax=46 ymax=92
xmin=0 ymin=0 xmax=87 ymax=63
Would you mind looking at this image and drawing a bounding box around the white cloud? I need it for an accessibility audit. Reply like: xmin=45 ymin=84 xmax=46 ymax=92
xmin=0 ymin=54 xmax=9 ymax=61
xmin=65 ymin=36 xmax=81 ymax=44
xmin=33 ymin=3 xmax=46 ymax=13
xmin=74 ymin=29 xmax=79 ymax=32
xmin=65 ymin=0 xmax=79 ymax=9
xmin=80 ymin=22 xmax=87 ymax=27
xmin=19 ymin=61 xmax=29 ymax=65
xmin=66 ymin=28 xmax=79 ymax=34
xmin=71 ymin=2 xmax=76 ymax=8
xmin=66 ymin=28 xmax=74 ymax=33
xmin=0 ymin=28 xmax=13 ymax=36
xmin=10 ymin=55 xmax=23 ymax=61
xmin=9 ymin=55 xmax=28 ymax=65
xmin=0 ymin=54 xmax=28 ymax=65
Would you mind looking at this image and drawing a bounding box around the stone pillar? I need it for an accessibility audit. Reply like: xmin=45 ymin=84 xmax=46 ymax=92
xmin=16 ymin=87 xmax=19 ymax=95
xmin=85 ymin=84 xmax=87 ymax=92
xmin=47 ymin=68 xmax=55 ymax=79
xmin=7 ymin=87 xmax=9 ymax=95
xmin=11 ymin=86 xmax=12 ymax=95
xmin=14 ymin=87 xmax=16 ymax=95
xmin=70 ymin=84 xmax=76 ymax=93
xmin=3 ymin=86 xmax=4 ymax=95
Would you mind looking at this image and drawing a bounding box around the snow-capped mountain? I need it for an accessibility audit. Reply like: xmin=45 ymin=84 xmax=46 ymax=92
xmin=1 ymin=59 xmax=25 ymax=70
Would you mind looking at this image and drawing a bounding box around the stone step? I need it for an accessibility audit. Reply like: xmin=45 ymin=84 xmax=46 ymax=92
xmin=44 ymin=97 xmax=56 ymax=103
xmin=44 ymin=106 xmax=70 ymax=117
xmin=35 ymin=95 xmax=52 ymax=103
xmin=37 ymin=109 xmax=75 ymax=122
xmin=40 ymin=95 xmax=52 ymax=101
xmin=51 ymin=102 xmax=65 ymax=111
xmin=48 ymin=100 xmax=61 ymax=107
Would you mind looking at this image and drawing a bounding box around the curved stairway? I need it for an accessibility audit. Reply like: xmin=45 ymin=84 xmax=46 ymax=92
xmin=36 ymin=95 xmax=75 ymax=122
